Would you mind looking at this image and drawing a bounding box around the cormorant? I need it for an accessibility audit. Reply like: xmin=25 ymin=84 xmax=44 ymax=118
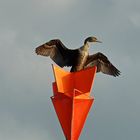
xmin=35 ymin=37 xmax=120 ymax=77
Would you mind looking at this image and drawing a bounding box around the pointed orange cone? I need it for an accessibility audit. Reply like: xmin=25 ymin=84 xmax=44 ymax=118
xmin=52 ymin=65 xmax=96 ymax=94
xmin=51 ymin=65 xmax=96 ymax=140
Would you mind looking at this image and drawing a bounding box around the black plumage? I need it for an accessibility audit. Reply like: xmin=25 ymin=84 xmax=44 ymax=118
xmin=35 ymin=37 xmax=120 ymax=77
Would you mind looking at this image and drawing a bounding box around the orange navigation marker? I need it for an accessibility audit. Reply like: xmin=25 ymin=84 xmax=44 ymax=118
xmin=51 ymin=65 xmax=97 ymax=140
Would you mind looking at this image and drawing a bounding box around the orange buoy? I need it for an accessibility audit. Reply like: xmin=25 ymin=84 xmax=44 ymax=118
xmin=51 ymin=65 xmax=96 ymax=140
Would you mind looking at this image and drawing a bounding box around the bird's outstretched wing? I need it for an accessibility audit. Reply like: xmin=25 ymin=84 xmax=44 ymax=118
xmin=35 ymin=39 xmax=72 ymax=67
xmin=84 ymin=52 xmax=120 ymax=77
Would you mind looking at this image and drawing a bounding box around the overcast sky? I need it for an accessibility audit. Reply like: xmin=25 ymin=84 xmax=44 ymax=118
xmin=0 ymin=0 xmax=140 ymax=140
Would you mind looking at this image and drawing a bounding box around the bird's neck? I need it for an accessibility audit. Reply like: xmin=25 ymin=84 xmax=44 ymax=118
xmin=80 ymin=43 xmax=89 ymax=51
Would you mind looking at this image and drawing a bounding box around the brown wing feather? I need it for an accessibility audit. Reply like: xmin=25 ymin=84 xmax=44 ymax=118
xmin=35 ymin=39 xmax=71 ymax=67
xmin=85 ymin=52 xmax=120 ymax=77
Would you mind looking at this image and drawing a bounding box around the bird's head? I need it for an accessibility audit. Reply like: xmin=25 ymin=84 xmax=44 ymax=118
xmin=84 ymin=36 xmax=102 ymax=45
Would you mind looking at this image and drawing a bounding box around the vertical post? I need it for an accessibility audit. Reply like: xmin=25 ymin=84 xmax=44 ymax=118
xmin=51 ymin=65 xmax=96 ymax=140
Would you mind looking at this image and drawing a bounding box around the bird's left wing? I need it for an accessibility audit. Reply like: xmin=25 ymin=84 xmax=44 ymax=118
xmin=84 ymin=52 xmax=120 ymax=77
xmin=35 ymin=39 xmax=71 ymax=67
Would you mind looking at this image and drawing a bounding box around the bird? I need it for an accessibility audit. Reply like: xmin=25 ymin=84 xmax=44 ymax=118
xmin=35 ymin=36 xmax=120 ymax=77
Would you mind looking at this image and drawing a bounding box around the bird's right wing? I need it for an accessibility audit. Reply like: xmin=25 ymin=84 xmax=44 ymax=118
xmin=35 ymin=39 xmax=71 ymax=67
xmin=85 ymin=52 xmax=120 ymax=77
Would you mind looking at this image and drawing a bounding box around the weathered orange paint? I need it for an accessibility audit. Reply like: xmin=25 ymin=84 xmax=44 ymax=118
xmin=51 ymin=65 xmax=96 ymax=140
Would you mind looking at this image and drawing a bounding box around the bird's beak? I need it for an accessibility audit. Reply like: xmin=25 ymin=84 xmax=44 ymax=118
xmin=96 ymin=40 xmax=102 ymax=43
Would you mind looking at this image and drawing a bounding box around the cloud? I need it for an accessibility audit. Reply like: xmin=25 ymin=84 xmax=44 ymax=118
xmin=129 ymin=13 xmax=140 ymax=27
xmin=0 ymin=113 xmax=52 ymax=140
xmin=0 ymin=0 xmax=140 ymax=140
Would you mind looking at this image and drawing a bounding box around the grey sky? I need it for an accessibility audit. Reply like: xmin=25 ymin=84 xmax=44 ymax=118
xmin=0 ymin=0 xmax=140 ymax=140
